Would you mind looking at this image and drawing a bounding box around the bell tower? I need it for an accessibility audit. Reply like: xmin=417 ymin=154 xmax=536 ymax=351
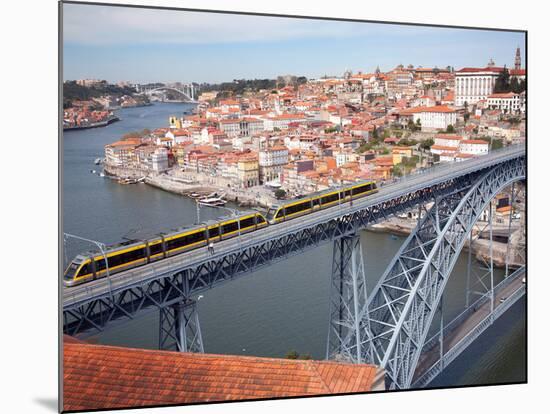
xmin=515 ymin=47 xmax=521 ymax=70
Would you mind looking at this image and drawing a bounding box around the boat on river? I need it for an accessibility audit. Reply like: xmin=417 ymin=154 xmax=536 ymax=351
xmin=198 ymin=196 xmax=227 ymax=206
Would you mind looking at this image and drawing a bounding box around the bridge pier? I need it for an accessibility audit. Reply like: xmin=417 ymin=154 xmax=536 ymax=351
xmin=159 ymin=299 xmax=204 ymax=353
xmin=326 ymin=233 xmax=369 ymax=363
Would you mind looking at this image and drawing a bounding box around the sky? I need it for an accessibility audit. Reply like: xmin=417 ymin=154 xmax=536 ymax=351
xmin=62 ymin=3 xmax=526 ymax=84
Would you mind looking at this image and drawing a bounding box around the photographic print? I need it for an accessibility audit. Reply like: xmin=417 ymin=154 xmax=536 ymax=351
xmin=60 ymin=1 xmax=527 ymax=411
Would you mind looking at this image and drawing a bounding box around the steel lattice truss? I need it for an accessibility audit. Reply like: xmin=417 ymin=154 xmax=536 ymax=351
xmin=159 ymin=300 xmax=204 ymax=352
xmin=327 ymin=234 xmax=371 ymax=363
xmin=63 ymin=156 xmax=524 ymax=338
xmin=358 ymin=157 xmax=525 ymax=390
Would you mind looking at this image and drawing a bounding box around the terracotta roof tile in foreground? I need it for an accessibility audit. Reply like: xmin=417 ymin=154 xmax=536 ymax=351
xmin=63 ymin=338 xmax=384 ymax=412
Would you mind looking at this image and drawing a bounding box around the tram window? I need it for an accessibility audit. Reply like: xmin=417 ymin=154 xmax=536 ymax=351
xmin=166 ymin=235 xmax=187 ymax=251
xmin=275 ymin=209 xmax=285 ymax=219
xmin=95 ymin=258 xmax=107 ymax=271
xmin=312 ymin=198 xmax=321 ymax=207
xmin=78 ymin=262 xmax=91 ymax=276
xmin=285 ymin=201 xmax=310 ymax=215
xmin=150 ymin=242 xmax=163 ymax=255
xmin=353 ymin=184 xmax=370 ymax=195
xmin=256 ymin=215 xmax=266 ymax=224
xmin=208 ymin=226 xmax=220 ymax=238
xmin=222 ymin=221 xmax=239 ymax=234
xmin=321 ymin=193 xmax=339 ymax=205
xmin=343 ymin=189 xmax=351 ymax=198
xmin=240 ymin=216 xmax=255 ymax=229
xmin=184 ymin=231 xmax=205 ymax=245
xmin=120 ymin=247 xmax=146 ymax=263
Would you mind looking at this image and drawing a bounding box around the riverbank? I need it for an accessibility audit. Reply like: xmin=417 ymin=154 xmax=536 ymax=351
xmin=64 ymin=115 xmax=120 ymax=131
xmin=103 ymin=164 xmax=275 ymax=208
xmin=368 ymin=216 xmax=525 ymax=269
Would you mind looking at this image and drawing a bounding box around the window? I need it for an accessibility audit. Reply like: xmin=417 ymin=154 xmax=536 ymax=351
xmin=78 ymin=262 xmax=92 ymax=277
xmin=320 ymin=193 xmax=339 ymax=205
xmin=275 ymin=209 xmax=285 ymax=219
xmin=240 ymin=216 xmax=256 ymax=229
xmin=149 ymin=241 xmax=163 ymax=255
xmin=285 ymin=201 xmax=311 ymax=216
xmin=222 ymin=221 xmax=239 ymax=234
xmin=208 ymin=226 xmax=220 ymax=238
xmin=256 ymin=215 xmax=266 ymax=224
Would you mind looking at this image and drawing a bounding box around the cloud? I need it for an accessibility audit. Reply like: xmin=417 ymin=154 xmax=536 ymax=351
xmin=63 ymin=3 xmax=439 ymax=46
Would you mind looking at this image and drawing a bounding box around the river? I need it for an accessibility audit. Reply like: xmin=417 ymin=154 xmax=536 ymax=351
xmin=62 ymin=102 xmax=526 ymax=389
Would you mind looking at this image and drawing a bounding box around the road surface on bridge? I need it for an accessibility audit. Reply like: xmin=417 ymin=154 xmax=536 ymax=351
xmin=413 ymin=270 xmax=526 ymax=383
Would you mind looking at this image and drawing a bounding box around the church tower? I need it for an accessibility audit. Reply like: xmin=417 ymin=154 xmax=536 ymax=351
xmin=515 ymin=47 xmax=521 ymax=70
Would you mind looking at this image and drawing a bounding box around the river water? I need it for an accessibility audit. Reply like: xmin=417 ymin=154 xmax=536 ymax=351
xmin=62 ymin=102 xmax=526 ymax=388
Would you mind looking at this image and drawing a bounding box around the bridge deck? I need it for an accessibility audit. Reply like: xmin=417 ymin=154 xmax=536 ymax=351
xmin=413 ymin=267 xmax=526 ymax=387
xmin=63 ymin=145 xmax=525 ymax=310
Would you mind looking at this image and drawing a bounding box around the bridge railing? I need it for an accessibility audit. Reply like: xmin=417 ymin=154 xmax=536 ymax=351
xmin=414 ymin=267 xmax=525 ymax=388
xmin=379 ymin=143 xmax=524 ymax=188
xmin=422 ymin=266 xmax=525 ymax=353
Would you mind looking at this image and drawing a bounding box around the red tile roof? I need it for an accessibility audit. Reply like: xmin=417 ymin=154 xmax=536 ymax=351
xmin=63 ymin=338 xmax=383 ymax=411
xmin=456 ymin=66 xmax=505 ymax=73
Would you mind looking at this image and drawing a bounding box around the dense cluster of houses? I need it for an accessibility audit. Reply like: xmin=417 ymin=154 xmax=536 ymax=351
xmin=103 ymin=58 xmax=525 ymax=197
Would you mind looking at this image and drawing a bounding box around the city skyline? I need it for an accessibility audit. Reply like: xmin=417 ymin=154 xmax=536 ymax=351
xmin=63 ymin=3 xmax=526 ymax=84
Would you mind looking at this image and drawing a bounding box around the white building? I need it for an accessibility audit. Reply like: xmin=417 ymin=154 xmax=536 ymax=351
xmin=434 ymin=134 xmax=462 ymax=148
xmin=459 ymin=139 xmax=489 ymax=156
xmin=454 ymin=66 xmax=503 ymax=106
xmin=401 ymin=106 xmax=457 ymax=131
xmin=152 ymin=147 xmax=169 ymax=172
xmin=486 ymin=92 xmax=524 ymax=114
xmin=259 ymin=145 xmax=289 ymax=183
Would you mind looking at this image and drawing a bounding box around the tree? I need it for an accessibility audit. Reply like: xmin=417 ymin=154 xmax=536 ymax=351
xmin=398 ymin=138 xmax=418 ymax=146
xmin=494 ymin=66 xmax=511 ymax=93
xmin=420 ymin=138 xmax=434 ymax=150
xmin=285 ymin=350 xmax=299 ymax=359
xmin=446 ymin=124 xmax=455 ymax=133
xmin=285 ymin=350 xmax=312 ymax=360
xmin=274 ymin=188 xmax=286 ymax=199
xmin=392 ymin=165 xmax=403 ymax=177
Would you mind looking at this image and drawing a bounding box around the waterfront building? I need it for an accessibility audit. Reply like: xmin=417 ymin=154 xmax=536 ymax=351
xmin=152 ymin=147 xmax=169 ymax=173
xmin=259 ymin=145 xmax=289 ymax=183
xmin=237 ymin=156 xmax=260 ymax=188
xmin=104 ymin=138 xmax=142 ymax=167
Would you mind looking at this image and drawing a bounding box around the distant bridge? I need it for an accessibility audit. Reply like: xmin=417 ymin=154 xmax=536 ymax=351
xmin=63 ymin=144 xmax=526 ymax=389
xmin=137 ymin=83 xmax=198 ymax=103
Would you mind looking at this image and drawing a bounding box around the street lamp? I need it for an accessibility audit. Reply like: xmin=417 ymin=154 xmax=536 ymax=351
xmin=64 ymin=232 xmax=113 ymax=300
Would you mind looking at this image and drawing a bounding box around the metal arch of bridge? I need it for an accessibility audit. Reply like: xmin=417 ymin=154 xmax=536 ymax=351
xmin=348 ymin=157 xmax=526 ymax=390
xmin=143 ymin=86 xmax=196 ymax=102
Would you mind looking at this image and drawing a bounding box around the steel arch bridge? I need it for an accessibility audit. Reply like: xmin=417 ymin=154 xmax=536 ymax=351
xmin=327 ymin=156 xmax=525 ymax=390
xmin=63 ymin=146 xmax=525 ymax=387
xmin=142 ymin=85 xmax=197 ymax=102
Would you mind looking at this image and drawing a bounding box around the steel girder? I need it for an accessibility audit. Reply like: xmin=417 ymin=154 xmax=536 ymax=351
xmin=358 ymin=156 xmax=525 ymax=390
xmin=159 ymin=299 xmax=204 ymax=353
xmin=326 ymin=234 xmax=370 ymax=363
xmin=63 ymin=157 xmax=521 ymax=338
